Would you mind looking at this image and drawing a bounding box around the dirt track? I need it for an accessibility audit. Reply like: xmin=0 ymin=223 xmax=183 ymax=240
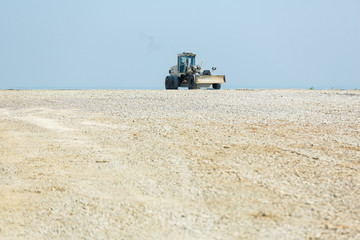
xmin=0 ymin=89 xmax=359 ymax=239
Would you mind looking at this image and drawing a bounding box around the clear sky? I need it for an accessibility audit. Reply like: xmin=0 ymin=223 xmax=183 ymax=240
xmin=0 ymin=0 xmax=359 ymax=89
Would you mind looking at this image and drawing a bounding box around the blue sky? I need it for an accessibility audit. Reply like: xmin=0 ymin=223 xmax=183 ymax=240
xmin=0 ymin=0 xmax=359 ymax=89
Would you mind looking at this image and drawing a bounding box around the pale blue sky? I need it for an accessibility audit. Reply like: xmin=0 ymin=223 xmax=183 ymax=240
xmin=0 ymin=0 xmax=359 ymax=89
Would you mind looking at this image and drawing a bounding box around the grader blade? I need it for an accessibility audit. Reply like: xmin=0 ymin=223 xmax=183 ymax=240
xmin=195 ymin=75 xmax=226 ymax=84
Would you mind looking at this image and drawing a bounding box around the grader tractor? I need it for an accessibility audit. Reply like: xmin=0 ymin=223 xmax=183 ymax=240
xmin=165 ymin=52 xmax=226 ymax=90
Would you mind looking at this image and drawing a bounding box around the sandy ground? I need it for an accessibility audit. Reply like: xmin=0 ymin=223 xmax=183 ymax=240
xmin=0 ymin=89 xmax=359 ymax=239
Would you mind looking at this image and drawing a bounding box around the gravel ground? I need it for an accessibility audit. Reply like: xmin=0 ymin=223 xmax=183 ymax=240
xmin=0 ymin=89 xmax=359 ymax=239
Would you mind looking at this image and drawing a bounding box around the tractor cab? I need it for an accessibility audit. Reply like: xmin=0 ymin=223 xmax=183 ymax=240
xmin=178 ymin=52 xmax=196 ymax=73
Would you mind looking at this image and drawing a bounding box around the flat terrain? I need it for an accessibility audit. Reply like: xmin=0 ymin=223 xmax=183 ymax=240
xmin=0 ymin=89 xmax=359 ymax=239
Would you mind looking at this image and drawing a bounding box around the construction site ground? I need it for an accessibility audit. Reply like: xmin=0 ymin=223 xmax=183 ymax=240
xmin=0 ymin=89 xmax=359 ymax=239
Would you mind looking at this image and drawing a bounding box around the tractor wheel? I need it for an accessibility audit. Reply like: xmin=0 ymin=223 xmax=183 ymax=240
xmin=170 ymin=77 xmax=176 ymax=89
xmin=172 ymin=77 xmax=179 ymax=90
xmin=203 ymin=70 xmax=211 ymax=75
xmin=212 ymin=83 xmax=221 ymax=89
xmin=165 ymin=76 xmax=171 ymax=90
xmin=188 ymin=76 xmax=196 ymax=89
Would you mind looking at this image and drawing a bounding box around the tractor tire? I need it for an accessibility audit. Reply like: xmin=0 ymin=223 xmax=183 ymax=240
xmin=170 ymin=77 xmax=176 ymax=89
xmin=212 ymin=83 xmax=221 ymax=89
xmin=188 ymin=76 xmax=196 ymax=89
xmin=203 ymin=70 xmax=211 ymax=75
xmin=165 ymin=76 xmax=171 ymax=90
xmin=172 ymin=77 xmax=179 ymax=90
